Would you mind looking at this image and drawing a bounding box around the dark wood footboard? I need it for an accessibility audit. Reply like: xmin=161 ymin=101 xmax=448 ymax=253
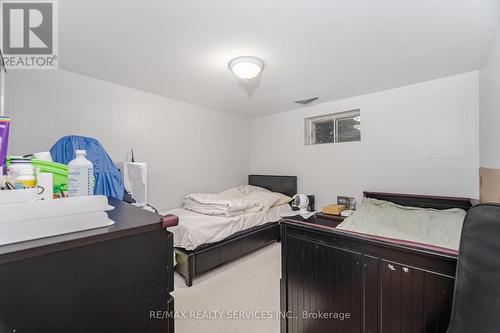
xmin=280 ymin=221 xmax=458 ymax=333
xmin=175 ymin=222 xmax=280 ymax=286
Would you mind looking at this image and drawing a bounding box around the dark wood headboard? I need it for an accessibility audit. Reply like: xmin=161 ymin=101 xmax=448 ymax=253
xmin=364 ymin=191 xmax=473 ymax=211
xmin=248 ymin=175 xmax=297 ymax=198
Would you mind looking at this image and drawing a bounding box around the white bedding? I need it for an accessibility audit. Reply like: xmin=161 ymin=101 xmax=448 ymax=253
xmin=182 ymin=187 xmax=280 ymax=217
xmin=337 ymin=198 xmax=467 ymax=250
xmin=164 ymin=204 xmax=292 ymax=250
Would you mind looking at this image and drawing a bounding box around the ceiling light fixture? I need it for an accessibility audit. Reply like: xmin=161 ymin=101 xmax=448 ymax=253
xmin=229 ymin=56 xmax=264 ymax=80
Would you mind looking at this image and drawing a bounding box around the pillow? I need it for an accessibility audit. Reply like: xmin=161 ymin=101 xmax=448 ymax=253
xmin=244 ymin=191 xmax=280 ymax=212
xmin=218 ymin=187 xmax=244 ymax=199
xmin=238 ymin=185 xmax=270 ymax=195
xmin=271 ymin=192 xmax=292 ymax=208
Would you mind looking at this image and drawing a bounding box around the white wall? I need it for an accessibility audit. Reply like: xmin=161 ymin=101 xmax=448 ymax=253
xmin=479 ymin=23 xmax=500 ymax=168
xmin=6 ymin=70 xmax=249 ymax=210
xmin=5 ymin=69 xmax=481 ymax=211
xmin=250 ymin=72 xmax=479 ymax=209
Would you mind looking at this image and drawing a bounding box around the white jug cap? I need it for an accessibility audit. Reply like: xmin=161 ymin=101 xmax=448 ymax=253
xmin=75 ymin=150 xmax=87 ymax=155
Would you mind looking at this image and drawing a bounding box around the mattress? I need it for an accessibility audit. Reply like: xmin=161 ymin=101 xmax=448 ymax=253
xmin=164 ymin=204 xmax=292 ymax=250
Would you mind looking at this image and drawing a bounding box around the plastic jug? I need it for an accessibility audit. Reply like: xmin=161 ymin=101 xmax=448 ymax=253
xmin=68 ymin=150 xmax=94 ymax=197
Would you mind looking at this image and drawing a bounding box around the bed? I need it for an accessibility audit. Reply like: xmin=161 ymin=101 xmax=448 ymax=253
xmin=280 ymin=191 xmax=473 ymax=333
xmin=172 ymin=175 xmax=297 ymax=287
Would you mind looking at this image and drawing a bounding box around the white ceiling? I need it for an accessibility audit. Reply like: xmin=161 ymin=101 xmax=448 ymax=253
xmin=59 ymin=0 xmax=499 ymax=117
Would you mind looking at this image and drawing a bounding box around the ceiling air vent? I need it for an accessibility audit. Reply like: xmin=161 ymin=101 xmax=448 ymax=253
xmin=294 ymin=97 xmax=319 ymax=105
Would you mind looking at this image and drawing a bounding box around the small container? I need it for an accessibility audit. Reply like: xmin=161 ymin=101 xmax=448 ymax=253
xmin=8 ymin=157 xmax=33 ymax=181
xmin=37 ymin=172 xmax=53 ymax=200
xmin=14 ymin=168 xmax=36 ymax=189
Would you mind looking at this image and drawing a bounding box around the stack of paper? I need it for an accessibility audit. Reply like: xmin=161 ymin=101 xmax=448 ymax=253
xmin=0 ymin=195 xmax=115 ymax=246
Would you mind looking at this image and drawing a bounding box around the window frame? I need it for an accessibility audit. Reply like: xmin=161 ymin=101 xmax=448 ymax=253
xmin=304 ymin=109 xmax=361 ymax=145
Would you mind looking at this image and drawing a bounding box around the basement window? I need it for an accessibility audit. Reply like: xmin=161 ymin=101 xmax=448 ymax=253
xmin=305 ymin=110 xmax=361 ymax=145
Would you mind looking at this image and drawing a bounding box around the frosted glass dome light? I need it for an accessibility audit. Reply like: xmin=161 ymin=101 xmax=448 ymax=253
xmin=229 ymin=56 xmax=264 ymax=80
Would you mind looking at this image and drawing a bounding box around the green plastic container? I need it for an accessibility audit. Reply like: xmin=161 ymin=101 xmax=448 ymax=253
xmin=31 ymin=159 xmax=68 ymax=191
xmin=7 ymin=157 xmax=68 ymax=192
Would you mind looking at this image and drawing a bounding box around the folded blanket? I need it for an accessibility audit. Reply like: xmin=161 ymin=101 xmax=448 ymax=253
xmin=184 ymin=193 xmax=261 ymax=211
xmin=182 ymin=186 xmax=280 ymax=217
xmin=183 ymin=198 xmax=261 ymax=217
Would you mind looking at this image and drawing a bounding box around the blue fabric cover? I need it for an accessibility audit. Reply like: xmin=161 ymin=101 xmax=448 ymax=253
xmin=50 ymin=135 xmax=124 ymax=200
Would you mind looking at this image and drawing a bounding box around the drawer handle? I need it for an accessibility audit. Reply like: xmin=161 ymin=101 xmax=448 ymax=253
xmin=402 ymin=267 xmax=410 ymax=273
xmin=388 ymin=264 xmax=396 ymax=271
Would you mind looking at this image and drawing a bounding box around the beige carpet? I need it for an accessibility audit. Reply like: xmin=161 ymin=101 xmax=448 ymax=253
xmin=172 ymin=243 xmax=281 ymax=333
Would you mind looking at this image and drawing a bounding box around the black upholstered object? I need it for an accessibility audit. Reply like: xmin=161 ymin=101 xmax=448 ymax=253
xmin=447 ymin=204 xmax=500 ymax=333
xmin=248 ymin=175 xmax=297 ymax=197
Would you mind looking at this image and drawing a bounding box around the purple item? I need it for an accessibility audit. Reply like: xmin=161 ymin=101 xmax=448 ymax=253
xmin=0 ymin=116 xmax=10 ymax=175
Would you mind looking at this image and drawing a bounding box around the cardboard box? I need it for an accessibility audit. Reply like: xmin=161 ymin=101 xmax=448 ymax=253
xmin=322 ymin=204 xmax=346 ymax=215
xmin=480 ymin=167 xmax=500 ymax=203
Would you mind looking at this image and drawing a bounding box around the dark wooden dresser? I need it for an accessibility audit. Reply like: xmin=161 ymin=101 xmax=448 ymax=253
xmin=0 ymin=199 xmax=174 ymax=333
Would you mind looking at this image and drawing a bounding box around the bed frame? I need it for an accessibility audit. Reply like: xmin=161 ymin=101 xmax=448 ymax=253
xmin=280 ymin=191 xmax=473 ymax=333
xmin=175 ymin=175 xmax=297 ymax=287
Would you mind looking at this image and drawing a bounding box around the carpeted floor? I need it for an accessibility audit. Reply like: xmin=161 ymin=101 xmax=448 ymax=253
xmin=172 ymin=243 xmax=281 ymax=333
